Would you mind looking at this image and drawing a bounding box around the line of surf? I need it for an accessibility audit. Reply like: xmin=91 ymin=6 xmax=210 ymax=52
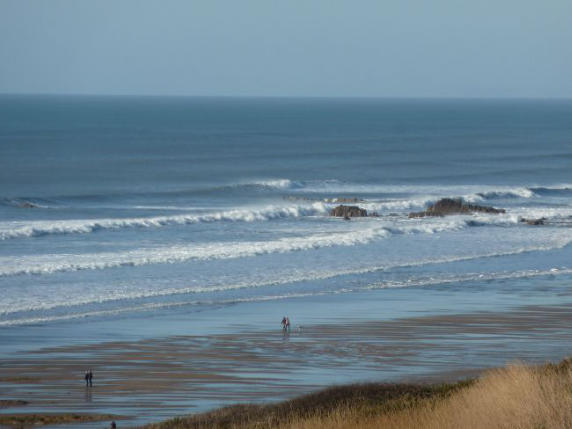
xmin=0 ymin=203 xmax=328 ymax=240
xmin=0 ymin=226 xmax=391 ymax=277
xmin=2 ymin=263 xmax=572 ymax=327
xmin=3 ymin=212 xmax=568 ymax=278
xmin=2 ymin=234 xmax=571 ymax=317
xmin=4 ymin=181 xmax=570 ymax=208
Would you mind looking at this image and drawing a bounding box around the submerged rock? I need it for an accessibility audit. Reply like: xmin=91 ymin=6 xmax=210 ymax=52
xmin=330 ymin=205 xmax=368 ymax=218
xmin=520 ymin=217 xmax=546 ymax=225
xmin=409 ymin=198 xmax=505 ymax=218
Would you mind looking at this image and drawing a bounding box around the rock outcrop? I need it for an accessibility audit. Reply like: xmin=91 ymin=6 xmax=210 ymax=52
xmin=409 ymin=198 xmax=505 ymax=218
xmin=520 ymin=217 xmax=546 ymax=225
xmin=330 ymin=205 xmax=368 ymax=218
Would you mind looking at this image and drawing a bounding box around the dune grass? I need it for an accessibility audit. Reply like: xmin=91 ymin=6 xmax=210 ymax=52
xmin=0 ymin=400 xmax=28 ymax=408
xmin=285 ymin=359 xmax=572 ymax=429
xmin=145 ymin=380 xmax=472 ymax=429
xmin=0 ymin=413 xmax=123 ymax=427
xmin=146 ymin=358 xmax=572 ymax=429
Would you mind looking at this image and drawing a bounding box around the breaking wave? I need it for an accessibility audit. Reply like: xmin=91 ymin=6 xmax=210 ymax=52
xmin=0 ymin=227 xmax=391 ymax=277
xmin=1 ymin=213 xmax=567 ymax=278
xmin=2 ymin=256 xmax=572 ymax=326
xmin=0 ymin=203 xmax=328 ymax=240
xmin=468 ymin=188 xmax=537 ymax=201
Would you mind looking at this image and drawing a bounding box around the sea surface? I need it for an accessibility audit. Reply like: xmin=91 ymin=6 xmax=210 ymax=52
xmin=1 ymin=95 xmax=572 ymax=331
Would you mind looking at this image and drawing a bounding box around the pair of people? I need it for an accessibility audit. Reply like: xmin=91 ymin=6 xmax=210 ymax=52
xmin=84 ymin=370 xmax=93 ymax=387
xmin=281 ymin=316 xmax=291 ymax=332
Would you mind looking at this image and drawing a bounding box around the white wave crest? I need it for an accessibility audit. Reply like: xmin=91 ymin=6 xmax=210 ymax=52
xmin=364 ymin=267 xmax=572 ymax=291
xmin=0 ymin=203 xmax=328 ymax=240
xmin=0 ymin=226 xmax=391 ymax=277
xmin=1 ymin=211 xmax=566 ymax=278
xmin=360 ymin=198 xmax=436 ymax=212
xmin=464 ymin=187 xmax=537 ymax=202
xmin=249 ymin=179 xmax=300 ymax=189
xmin=285 ymin=181 xmax=539 ymax=197
xmin=3 ymin=249 xmax=572 ymax=326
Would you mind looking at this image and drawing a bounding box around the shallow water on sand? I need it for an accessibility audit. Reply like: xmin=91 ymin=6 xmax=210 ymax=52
xmin=1 ymin=276 xmax=572 ymax=425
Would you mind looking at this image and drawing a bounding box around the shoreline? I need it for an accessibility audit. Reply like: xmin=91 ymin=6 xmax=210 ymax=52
xmin=1 ymin=302 xmax=571 ymax=426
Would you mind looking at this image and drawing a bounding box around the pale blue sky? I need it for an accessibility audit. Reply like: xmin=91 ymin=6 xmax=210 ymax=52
xmin=1 ymin=0 xmax=571 ymax=97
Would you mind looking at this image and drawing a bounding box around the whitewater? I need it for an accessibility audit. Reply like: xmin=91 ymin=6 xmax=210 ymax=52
xmin=1 ymin=96 xmax=572 ymax=328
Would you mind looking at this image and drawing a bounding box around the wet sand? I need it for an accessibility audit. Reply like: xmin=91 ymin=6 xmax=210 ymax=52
xmin=0 ymin=303 xmax=571 ymax=426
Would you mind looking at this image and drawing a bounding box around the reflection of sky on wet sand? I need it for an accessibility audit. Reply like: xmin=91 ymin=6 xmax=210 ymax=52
xmin=1 ymin=280 xmax=572 ymax=426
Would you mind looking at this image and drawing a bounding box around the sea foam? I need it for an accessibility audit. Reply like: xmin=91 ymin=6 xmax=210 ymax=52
xmin=0 ymin=203 xmax=328 ymax=240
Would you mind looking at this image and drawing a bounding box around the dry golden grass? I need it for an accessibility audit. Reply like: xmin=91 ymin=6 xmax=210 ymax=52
xmin=283 ymin=360 xmax=572 ymax=429
xmin=146 ymin=359 xmax=572 ymax=429
xmin=146 ymin=381 xmax=468 ymax=429
xmin=0 ymin=413 xmax=123 ymax=427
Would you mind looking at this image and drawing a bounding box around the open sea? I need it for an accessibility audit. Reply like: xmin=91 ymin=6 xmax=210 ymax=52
xmin=1 ymin=95 xmax=572 ymax=332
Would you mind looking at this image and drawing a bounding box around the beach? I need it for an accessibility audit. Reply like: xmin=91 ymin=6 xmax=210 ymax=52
xmin=1 ymin=283 xmax=572 ymax=426
xmin=1 ymin=96 xmax=572 ymax=426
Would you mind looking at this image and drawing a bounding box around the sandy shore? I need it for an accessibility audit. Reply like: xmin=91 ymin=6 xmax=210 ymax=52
xmin=0 ymin=303 xmax=571 ymax=426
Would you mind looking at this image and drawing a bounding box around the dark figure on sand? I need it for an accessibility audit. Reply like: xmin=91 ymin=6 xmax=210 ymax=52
xmin=110 ymin=421 xmax=117 ymax=429
xmin=88 ymin=370 xmax=93 ymax=387
xmin=281 ymin=316 xmax=291 ymax=332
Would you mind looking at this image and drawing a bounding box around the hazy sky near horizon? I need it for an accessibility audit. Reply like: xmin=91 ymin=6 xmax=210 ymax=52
xmin=1 ymin=0 xmax=571 ymax=97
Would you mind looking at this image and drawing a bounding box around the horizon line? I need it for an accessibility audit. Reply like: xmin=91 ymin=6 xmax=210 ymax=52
xmin=1 ymin=92 xmax=572 ymax=101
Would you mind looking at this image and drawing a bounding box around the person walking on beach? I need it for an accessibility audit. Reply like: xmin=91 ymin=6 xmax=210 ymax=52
xmin=281 ymin=316 xmax=287 ymax=332
xmin=84 ymin=370 xmax=90 ymax=387
xmin=88 ymin=370 xmax=93 ymax=387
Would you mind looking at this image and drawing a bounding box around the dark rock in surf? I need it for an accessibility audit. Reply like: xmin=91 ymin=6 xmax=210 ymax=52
xmin=17 ymin=201 xmax=38 ymax=208
xmin=520 ymin=217 xmax=546 ymax=225
xmin=408 ymin=198 xmax=505 ymax=218
xmin=330 ymin=205 xmax=368 ymax=218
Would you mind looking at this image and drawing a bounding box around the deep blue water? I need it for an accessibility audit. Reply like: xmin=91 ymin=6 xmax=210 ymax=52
xmin=1 ymin=95 xmax=572 ymax=328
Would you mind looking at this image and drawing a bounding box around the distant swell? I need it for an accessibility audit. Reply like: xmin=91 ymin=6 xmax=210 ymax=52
xmin=530 ymin=185 xmax=572 ymax=196
xmin=0 ymin=198 xmax=54 ymax=209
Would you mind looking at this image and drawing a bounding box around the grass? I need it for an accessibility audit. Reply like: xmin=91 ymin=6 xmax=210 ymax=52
xmin=145 ymin=358 xmax=572 ymax=429
xmin=0 ymin=400 xmax=28 ymax=408
xmin=144 ymin=380 xmax=472 ymax=429
xmin=0 ymin=413 xmax=123 ymax=427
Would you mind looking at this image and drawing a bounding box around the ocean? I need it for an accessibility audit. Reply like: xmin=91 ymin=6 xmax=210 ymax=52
xmin=1 ymin=95 xmax=572 ymax=330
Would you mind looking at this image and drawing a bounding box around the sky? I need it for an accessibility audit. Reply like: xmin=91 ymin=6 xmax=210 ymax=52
xmin=1 ymin=0 xmax=571 ymax=98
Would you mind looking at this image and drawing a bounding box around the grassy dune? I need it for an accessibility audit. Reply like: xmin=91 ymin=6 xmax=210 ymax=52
xmin=147 ymin=358 xmax=571 ymax=429
xmin=0 ymin=413 xmax=122 ymax=427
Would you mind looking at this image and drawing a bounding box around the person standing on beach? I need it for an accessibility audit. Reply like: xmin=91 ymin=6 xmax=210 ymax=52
xmin=281 ymin=316 xmax=287 ymax=332
xmin=84 ymin=370 xmax=90 ymax=387
xmin=88 ymin=370 xmax=93 ymax=387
